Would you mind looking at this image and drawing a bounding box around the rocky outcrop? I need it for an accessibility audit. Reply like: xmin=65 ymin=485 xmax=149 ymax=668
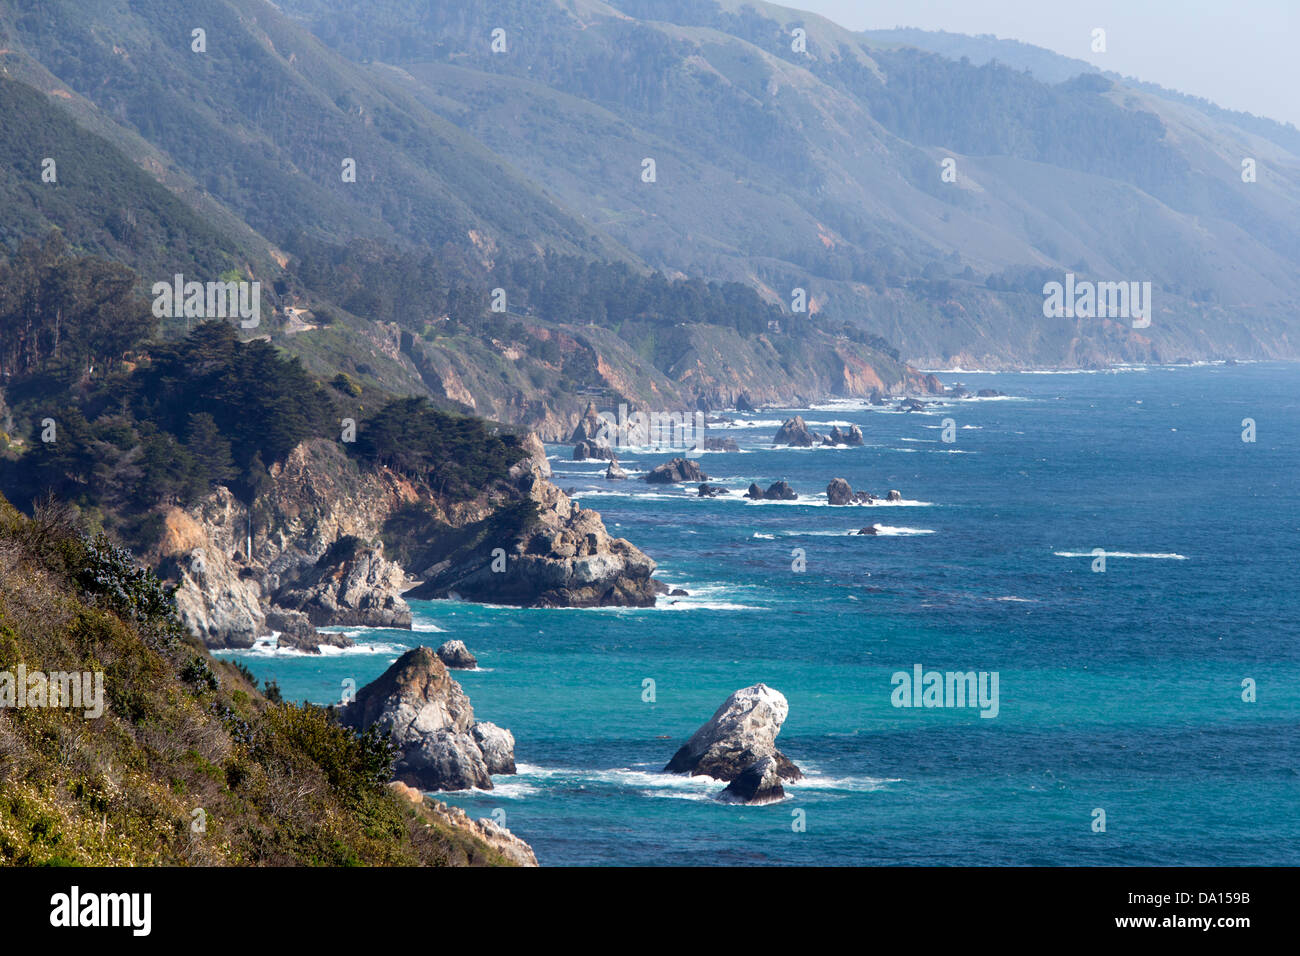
xmin=857 ymin=524 xmax=880 ymax=535
xmin=339 ymin=647 xmax=515 ymax=792
xmin=643 ymin=458 xmax=708 ymax=484
xmin=704 ymin=436 xmax=739 ymax=452
xmin=425 ymin=795 xmax=538 ymax=866
xmin=773 ymin=416 xmax=818 ymax=447
xmin=827 ymin=424 xmax=864 ymax=446
xmin=718 ymin=755 xmax=786 ymax=805
xmin=407 ymin=451 xmax=658 ymax=608
xmin=569 ymin=401 xmax=607 ymax=443
xmin=827 ymin=478 xmax=853 ymax=505
xmin=275 ymin=536 xmax=412 ymax=629
xmin=747 ymin=481 xmax=797 ymax=500
xmin=265 ymin=607 xmax=354 ymax=653
xmin=573 ymin=440 xmax=616 ymax=461
xmin=663 ymin=684 xmax=802 ymax=794
xmin=168 ymin=545 xmax=266 ymax=649
xmin=165 ymin=429 xmax=656 ymax=644
xmin=763 ymin=481 xmax=797 ymax=500
xmin=887 ymin=489 xmax=902 ymax=502
xmin=605 ymin=461 xmax=628 ymax=480
xmin=698 ymin=483 xmax=729 ymax=497
xmin=471 ymin=722 xmax=516 ymax=775
xmin=436 ymin=639 xmax=478 ymax=669
xmin=387 ymin=782 xmax=538 ymax=866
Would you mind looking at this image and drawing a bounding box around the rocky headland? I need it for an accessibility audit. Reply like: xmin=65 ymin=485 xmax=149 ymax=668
xmin=159 ymin=431 xmax=659 ymax=649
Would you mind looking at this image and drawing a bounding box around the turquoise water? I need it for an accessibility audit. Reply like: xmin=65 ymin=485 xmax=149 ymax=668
xmin=219 ymin=363 xmax=1300 ymax=865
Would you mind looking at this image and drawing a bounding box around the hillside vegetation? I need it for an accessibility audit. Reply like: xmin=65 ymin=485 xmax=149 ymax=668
xmin=0 ymin=494 xmax=517 ymax=864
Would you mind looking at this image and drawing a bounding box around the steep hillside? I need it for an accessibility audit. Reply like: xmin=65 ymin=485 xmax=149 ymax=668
xmin=275 ymin=0 xmax=1300 ymax=366
xmin=0 ymin=493 xmax=529 ymax=864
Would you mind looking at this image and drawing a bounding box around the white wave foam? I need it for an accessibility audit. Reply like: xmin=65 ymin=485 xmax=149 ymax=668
xmin=1054 ymin=551 xmax=1187 ymax=559
xmin=213 ymin=636 xmax=407 ymax=658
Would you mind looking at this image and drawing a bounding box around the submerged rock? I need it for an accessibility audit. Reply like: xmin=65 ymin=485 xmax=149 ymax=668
xmin=339 ymin=646 xmax=515 ymax=792
xmin=704 ymin=436 xmax=740 ymax=452
xmin=857 ymin=525 xmax=880 ymax=535
xmin=436 ymin=639 xmax=478 ymax=669
xmin=698 ymin=483 xmax=729 ymax=497
xmin=663 ymin=683 xmax=802 ymax=789
xmin=886 ymin=489 xmax=902 ymax=502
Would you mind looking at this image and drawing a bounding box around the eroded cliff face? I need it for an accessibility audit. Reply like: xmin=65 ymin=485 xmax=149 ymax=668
xmin=158 ymin=434 xmax=657 ymax=648
xmin=397 ymin=322 xmax=933 ymax=441
xmin=406 ymin=447 xmax=657 ymax=607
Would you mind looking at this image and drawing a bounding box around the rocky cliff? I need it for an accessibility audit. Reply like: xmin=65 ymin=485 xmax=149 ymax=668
xmin=159 ymin=434 xmax=658 ymax=649
xmin=396 ymin=322 xmax=938 ymax=442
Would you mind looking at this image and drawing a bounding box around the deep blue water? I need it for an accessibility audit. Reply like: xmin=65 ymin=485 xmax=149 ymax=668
xmin=218 ymin=363 xmax=1300 ymax=865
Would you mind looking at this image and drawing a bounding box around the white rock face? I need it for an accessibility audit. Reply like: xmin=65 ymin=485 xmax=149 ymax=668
xmin=663 ymin=683 xmax=802 ymax=785
xmin=436 ymin=639 xmax=478 ymax=669
xmin=171 ymin=547 xmax=266 ymax=648
xmin=472 ymin=722 xmax=517 ymax=775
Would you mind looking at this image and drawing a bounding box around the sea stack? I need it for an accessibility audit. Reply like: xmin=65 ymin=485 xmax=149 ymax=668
xmin=664 ymin=683 xmax=802 ymax=804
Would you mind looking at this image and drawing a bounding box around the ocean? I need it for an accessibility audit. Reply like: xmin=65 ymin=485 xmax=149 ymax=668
xmin=216 ymin=362 xmax=1300 ymax=865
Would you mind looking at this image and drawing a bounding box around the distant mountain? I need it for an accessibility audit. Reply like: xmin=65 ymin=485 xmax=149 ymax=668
xmin=275 ymin=0 xmax=1300 ymax=366
xmin=1 ymin=0 xmax=1298 ymax=378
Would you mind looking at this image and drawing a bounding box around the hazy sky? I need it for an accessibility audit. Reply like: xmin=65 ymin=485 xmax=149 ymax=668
xmin=794 ymin=0 xmax=1300 ymax=128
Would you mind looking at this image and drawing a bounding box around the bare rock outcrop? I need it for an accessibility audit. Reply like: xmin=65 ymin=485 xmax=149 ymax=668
xmin=265 ymin=607 xmax=354 ymax=653
xmin=274 ymin=536 xmax=412 ymax=629
xmin=436 ymin=639 xmax=478 ymax=669
xmin=643 ymin=458 xmax=708 ymax=484
xmin=827 ymin=424 xmax=864 ymax=446
xmin=773 ymin=416 xmax=819 ymax=447
xmin=827 ymin=478 xmax=853 ymax=506
xmin=664 ymin=683 xmax=802 ymax=796
xmin=407 ymin=454 xmax=658 ymax=608
xmin=718 ymin=755 xmax=786 ymax=805
xmin=340 ymin=646 xmax=516 ymax=792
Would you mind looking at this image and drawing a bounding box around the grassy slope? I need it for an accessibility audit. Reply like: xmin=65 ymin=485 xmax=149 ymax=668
xmin=0 ymin=493 xmax=516 ymax=866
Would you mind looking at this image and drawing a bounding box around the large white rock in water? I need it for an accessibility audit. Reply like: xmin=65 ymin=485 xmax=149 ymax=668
xmin=664 ymin=683 xmax=802 ymax=784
